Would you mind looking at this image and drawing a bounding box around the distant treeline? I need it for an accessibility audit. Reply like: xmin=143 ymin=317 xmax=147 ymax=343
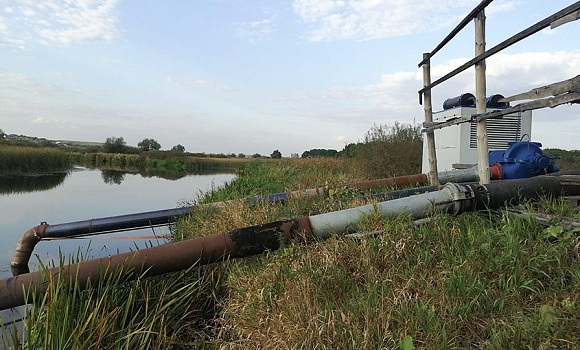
xmin=0 ymin=132 xmax=265 ymax=159
xmin=543 ymin=149 xmax=580 ymax=171
xmin=3 ymin=125 xmax=578 ymax=178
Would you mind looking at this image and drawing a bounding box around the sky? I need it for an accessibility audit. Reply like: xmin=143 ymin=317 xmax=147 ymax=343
xmin=0 ymin=0 xmax=579 ymax=156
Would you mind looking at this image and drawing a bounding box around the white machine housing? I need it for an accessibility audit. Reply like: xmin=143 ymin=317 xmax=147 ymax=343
xmin=421 ymin=106 xmax=532 ymax=172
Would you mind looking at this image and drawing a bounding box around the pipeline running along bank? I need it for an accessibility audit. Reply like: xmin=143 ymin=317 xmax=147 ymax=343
xmin=9 ymin=171 xmax=455 ymax=274
xmin=10 ymin=140 xmax=558 ymax=275
xmin=2 ymin=173 xmax=579 ymax=311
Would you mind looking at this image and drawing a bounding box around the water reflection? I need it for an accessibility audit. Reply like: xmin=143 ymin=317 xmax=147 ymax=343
xmin=101 ymin=169 xmax=125 ymax=185
xmin=0 ymin=168 xmax=236 ymax=347
xmin=0 ymin=167 xmax=237 ymax=193
xmin=95 ymin=166 xmax=236 ymax=183
xmin=0 ymin=172 xmax=69 ymax=195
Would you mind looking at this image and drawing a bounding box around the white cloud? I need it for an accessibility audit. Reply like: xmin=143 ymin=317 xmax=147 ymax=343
xmin=166 ymin=76 xmax=236 ymax=92
xmin=0 ymin=70 xmax=59 ymax=94
xmin=487 ymin=0 xmax=520 ymax=15
xmin=0 ymin=16 xmax=7 ymax=32
xmin=293 ymin=0 xmax=347 ymax=22
xmin=293 ymin=0 xmax=474 ymax=41
xmin=281 ymin=51 xmax=580 ymax=143
xmin=21 ymin=7 xmax=36 ymax=17
xmin=31 ymin=116 xmax=63 ymax=124
xmin=236 ymin=9 xmax=278 ymax=43
xmin=293 ymin=0 xmax=520 ymax=41
xmin=1 ymin=0 xmax=121 ymax=47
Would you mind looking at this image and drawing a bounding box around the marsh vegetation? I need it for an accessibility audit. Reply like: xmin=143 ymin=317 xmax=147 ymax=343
xmin=2 ymin=124 xmax=580 ymax=348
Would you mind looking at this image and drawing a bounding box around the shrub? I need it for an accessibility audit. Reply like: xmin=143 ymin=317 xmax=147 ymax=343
xmin=351 ymin=122 xmax=423 ymax=178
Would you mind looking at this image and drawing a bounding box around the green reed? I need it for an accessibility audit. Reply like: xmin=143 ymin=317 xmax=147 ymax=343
xmin=0 ymin=146 xmax=72 ymax=175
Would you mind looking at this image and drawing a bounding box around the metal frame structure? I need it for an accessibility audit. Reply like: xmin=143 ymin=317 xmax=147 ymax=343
xmin=419 ymin=0 xmax=580 ymax=185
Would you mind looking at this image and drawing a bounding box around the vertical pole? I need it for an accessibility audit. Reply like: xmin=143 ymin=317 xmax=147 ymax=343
xmin=475 ymin=10 xmax=490 ymax=185
xmin=422 ymin=53 xmax=440 ymax=187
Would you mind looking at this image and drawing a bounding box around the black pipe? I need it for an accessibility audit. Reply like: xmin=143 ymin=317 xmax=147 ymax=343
xmin=2 ymin=175 xmax=580 ymax=311
xmin=469 ymin=175 xmax=579 ymax=210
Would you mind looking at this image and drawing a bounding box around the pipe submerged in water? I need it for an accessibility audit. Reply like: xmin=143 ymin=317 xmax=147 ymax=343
xmin=2 ymin=174 xmax=579 ymax=311
xmin=9 ymin=172 xmax=448 ymax=274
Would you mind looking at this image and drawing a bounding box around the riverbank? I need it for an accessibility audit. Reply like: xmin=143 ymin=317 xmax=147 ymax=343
xmin=3 ymin=158 xmax=580 ymax=349
xmin=0 ymin=145 xmax=247 ymax=176
xmin=0 ymin=146 xmax=72 ymax=175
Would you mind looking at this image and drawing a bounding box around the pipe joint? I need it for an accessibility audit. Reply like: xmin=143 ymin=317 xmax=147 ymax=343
xmin=443 ymin=182 xmax=477 ymax=215
xmin=11 ymin=222 xmax=49 ymax=275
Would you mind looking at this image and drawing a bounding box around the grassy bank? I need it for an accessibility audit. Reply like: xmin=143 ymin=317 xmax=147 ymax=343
xmin=0 ymin=146 xmax=245 ymax=176
xmin=179 ymin=159 xmax=580 ymax=349
xmin=3 ymin=158 xmax=580 ymax=349
xmin=72 ymin=152 xmax=245 ymax=173
xmin=0 ymin=146 xmax=72 ymax=175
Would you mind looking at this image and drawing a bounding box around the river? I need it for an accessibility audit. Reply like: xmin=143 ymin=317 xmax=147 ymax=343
xmin=0 ymin=167 xmax=235 ymax=337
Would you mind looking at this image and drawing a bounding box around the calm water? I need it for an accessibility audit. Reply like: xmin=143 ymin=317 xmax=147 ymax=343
xmin=0 ymin=167 xmax=235 ymax=332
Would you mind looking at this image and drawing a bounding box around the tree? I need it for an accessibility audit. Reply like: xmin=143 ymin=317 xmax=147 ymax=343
xmin=238 ymin=153 xmax=245 ymax=158
xmin=0 ymin=128 xmax=5 ymax=143
xmin=301 ymin=148 xmax=338 ymax=158
xmin=103 ymin=136 xmax=126 ymax=153
xmin=171 ymin=144 xmax=185 ymax=153
xmin=270 ymin=149 xmax=282 ymax=159
xmin=138 ymin=138 xmax=161 ymax=151
xmin=252 ymin=153 xmax=262 ymax=158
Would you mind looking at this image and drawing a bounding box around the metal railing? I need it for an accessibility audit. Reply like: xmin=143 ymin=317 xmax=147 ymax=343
xmin=419 ymin=0 xmax=580 ymax=186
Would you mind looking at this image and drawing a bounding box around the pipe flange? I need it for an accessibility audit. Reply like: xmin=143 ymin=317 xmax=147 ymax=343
xmin=443 ymin=182 xmax=476 ymax=215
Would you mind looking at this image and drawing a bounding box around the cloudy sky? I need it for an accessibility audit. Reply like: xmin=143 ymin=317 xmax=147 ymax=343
xmin=0 ymin=0 xmax=578 ymax=156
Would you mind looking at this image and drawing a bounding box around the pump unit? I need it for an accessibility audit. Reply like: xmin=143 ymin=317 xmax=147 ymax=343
xmin=422 ymin=93 xmax=532 ymax=172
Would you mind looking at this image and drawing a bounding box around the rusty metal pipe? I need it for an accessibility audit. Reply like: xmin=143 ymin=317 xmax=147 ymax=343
xmin=1 ymin=217 xmax=313 ymax=311
xmin=9 ymin=172 xmax=456 ymax=273
xmin=3 ymin=174 xmax=579 ymax=311
xmin=11 ymin=223 xmax=48 ymax=275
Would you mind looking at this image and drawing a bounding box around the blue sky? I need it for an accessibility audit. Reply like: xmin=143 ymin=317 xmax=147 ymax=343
xmin=1 ymin=0 xmax=579 ymax=156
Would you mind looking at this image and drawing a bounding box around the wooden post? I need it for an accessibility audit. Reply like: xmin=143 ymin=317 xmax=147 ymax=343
xmin=475 ymin=10 xmax=490 ymax=185
xmin=422 ymin=53 xmax=440 ymax=187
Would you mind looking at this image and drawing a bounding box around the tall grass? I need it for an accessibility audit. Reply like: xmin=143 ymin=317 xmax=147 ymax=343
xmin=350 ymin=122 xmax=423 ymax=178
xmin=213 ymin=210 xmax=580 ymax=349
xmin=180 ymin=159 xmax=580 ymax=348
xmin=0 ymin=146 xmax=72 ymax=175
xmin=2 ymin=259 xmax=228 ymax=350
xmin=3 ymin=157 xmax=579 ymax=349
xmin=201 ymin=158 xmax=362 ymax=203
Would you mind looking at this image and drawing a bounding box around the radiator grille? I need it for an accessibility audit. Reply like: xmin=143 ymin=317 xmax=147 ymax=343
xmin=470 ymin=113 xmax=522 ymax=149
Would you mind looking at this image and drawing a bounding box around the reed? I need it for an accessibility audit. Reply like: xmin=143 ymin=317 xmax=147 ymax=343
xmin=3 ymin=157 xmax=579 ymax=349
xmin=2 ymin=255 xmax=228 ymax=350
xmin=348 ymin=122 xmax=423 ymax=178
xmin=72 ymin=152 xmax=244 ymax=174
xmin=0 ymin=146 xmax=72 ymax=175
